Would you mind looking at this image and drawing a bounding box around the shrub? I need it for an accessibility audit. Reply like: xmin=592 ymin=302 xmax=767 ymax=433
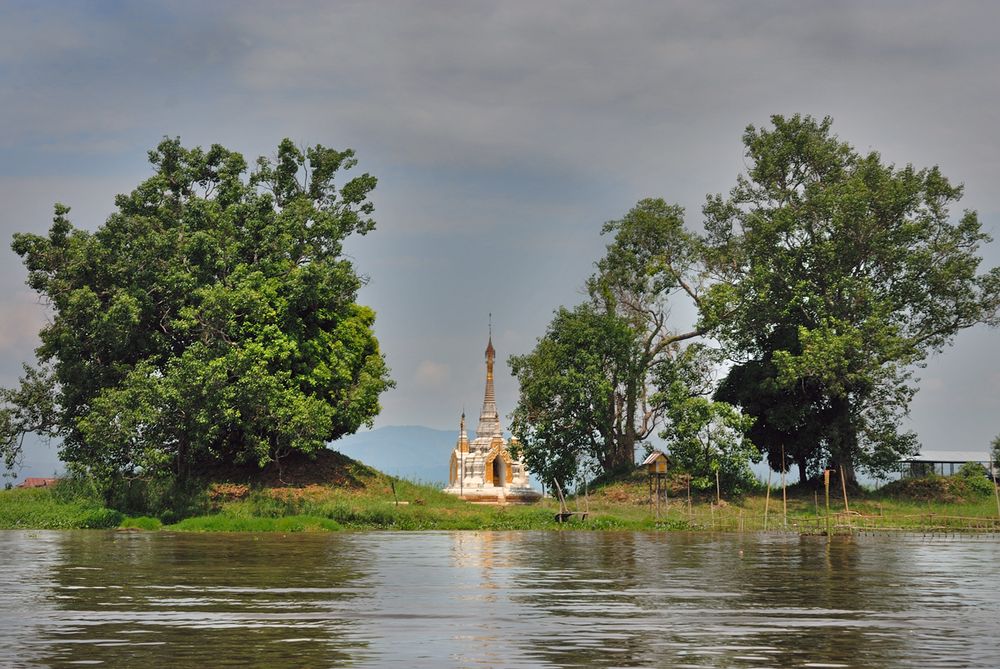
xmin=956 ymin=463 xmax=995 ymax=497
xmin=80 ymin=508 xmax=124 ymax=528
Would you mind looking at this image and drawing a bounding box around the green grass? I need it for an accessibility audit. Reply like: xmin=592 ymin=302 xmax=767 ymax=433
xmin=3 ymin=472 xmax=999 ymax=534
xmin=170 ymin=515 xmax=342 ymax=532
xmin=0 ymin=487 xmax=123 ymax=529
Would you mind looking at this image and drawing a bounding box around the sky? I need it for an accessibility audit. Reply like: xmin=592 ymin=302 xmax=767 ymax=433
xmin=2 ymin=0 xmax=999 ymax=474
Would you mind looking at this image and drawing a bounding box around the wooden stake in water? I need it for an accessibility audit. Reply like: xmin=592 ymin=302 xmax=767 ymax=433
xmin=715 ymin=470 xmax=721 ymax=506
xmin=764 ymin=468 xmax=772 ymax=531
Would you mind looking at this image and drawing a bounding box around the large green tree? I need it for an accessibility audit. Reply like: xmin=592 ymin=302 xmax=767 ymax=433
xmin=705 ymin=115 xmax=1000 ymax=482
xmin=509 ymin=200 xmax=741 ymax=488
xmin=2 ymin=138 xmax=393 ymax=487
xmin=508 ymin=304 xmax=637 ymax=489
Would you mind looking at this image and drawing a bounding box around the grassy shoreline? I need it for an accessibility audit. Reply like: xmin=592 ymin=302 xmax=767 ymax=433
xmin=3 ymin=473 xmax=999 ymax=534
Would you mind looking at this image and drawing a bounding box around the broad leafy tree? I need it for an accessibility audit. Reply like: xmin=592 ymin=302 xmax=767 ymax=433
xmin=509 ymin=200 xmax=748 ymax=488
xmin=705 ymin=115 xmax=1000 ymax=482
xmin=508 ymin=304 xmax=638 ymax=489
xmin=2 ymin=138 xmax=393 ymax=487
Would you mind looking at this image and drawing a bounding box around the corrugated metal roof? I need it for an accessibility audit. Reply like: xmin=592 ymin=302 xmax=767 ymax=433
xmin=642 ymin=451 xmax=669 ymax=465
xmin=902 ymin=450 xmax=991 ymax=463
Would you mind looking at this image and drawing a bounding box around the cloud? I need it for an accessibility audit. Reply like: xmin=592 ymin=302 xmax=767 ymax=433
xmin=1 ymin=0 xmax=999 ymax=441
xmin=414 ymin=360 xmax=450 ymax=388
xmin=0 ymin=293 xmax=44 ymax=352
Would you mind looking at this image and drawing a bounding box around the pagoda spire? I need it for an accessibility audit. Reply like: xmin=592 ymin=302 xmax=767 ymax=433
xmin=457 ymin=409 xmax=469 ymax=453
xmin=476 ymin=318 xmax=501 ymax=439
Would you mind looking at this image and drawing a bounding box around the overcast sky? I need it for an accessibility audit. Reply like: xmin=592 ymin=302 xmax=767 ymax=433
xmin=2 ymin=1 xmax=998 ymax=467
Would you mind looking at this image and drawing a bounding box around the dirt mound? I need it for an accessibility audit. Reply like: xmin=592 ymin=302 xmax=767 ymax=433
xmin=200 ymin=449 xmax=380 ymax=489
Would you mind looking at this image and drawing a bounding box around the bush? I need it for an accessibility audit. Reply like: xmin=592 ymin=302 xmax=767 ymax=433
xmin=881 ymin=472 xmax=993 ymax=502
xmin=956 ymin=463 xmax=995 ymax=497
xmin=103 ymin=475 xmax=209 ymax=522
xmin=0 ymin=487 xmax=124 ymax=529
xmin=170 ymin=515 xmax=342 ymax=532
xmin=51 ymin=474 xmax=103 ymax=505
xmin=80 ymin=508 xmax=124 ymax=528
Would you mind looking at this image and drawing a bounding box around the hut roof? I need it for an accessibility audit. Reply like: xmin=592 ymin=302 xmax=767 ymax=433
xmin=901 ymin=450 xmax=991 ymax=464
xmin=17 ymin=477 xmax=59 ymax=488
xmin=641 ymin=451 xmax=670 ymax=466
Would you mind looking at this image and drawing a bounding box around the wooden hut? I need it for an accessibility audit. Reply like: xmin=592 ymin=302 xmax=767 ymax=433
xmin=643 ymin=451 xmax=670 ymax=474
xmin=643 ymin=451 xmax=670 ymax=518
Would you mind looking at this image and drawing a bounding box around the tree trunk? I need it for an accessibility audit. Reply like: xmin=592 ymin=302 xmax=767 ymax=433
xmin=619 ymin=380 xmax=639 ymax=470
xmin=797 ymin=459 xmax=807 ymax=486
xmin=829 ymin=395 xmax=858 ymax=486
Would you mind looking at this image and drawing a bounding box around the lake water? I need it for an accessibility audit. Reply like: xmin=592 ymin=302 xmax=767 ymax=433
xmin=1 ymin=530 xmax=999 ymax=668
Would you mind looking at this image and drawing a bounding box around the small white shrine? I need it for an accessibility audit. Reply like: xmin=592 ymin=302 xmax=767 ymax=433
xmin=443 ymin=332 xmax=540 ymax=503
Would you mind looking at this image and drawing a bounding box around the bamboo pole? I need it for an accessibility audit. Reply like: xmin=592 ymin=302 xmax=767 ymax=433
xmin=991 ymin=460 xmax=1000 ymax=521
xmin=655 ymin=475 xmax=660 ymax=521
xmin=687 ymin=475 xmax=692 ymax=522
xmin=781 ymin=443 xmax=787 ymax=529
xmin=764 ymin=468 xmax=772 ymax=531
xmin=553 ymin=479 xmax=568 ymax=517
xmin=715 ymin=470 xmax=721 ymax=505
xmin=840 ymin=468 xmax=850 ymax=514
xmin=824 ymin=469 xmax=831 ymax=536
xmin=648 ymin=474 xmax=653 ymax=515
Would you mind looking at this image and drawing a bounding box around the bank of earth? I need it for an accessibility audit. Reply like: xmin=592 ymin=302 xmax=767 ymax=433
xmin=2 ymin=449 xmax=999 ymax=533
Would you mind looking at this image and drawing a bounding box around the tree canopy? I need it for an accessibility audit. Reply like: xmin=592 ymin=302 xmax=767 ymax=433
xmin=706 ymin=115 xmax=1000 ymax=482
xmin=508 ymin=200 xmax=747 ymax=491
xmin=510 ymin=114 xmax=999 ymax=490
xmin=2 ymin=138 xmax=393 ymax=488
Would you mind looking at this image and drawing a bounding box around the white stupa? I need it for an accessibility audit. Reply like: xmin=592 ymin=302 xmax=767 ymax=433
xmin=443 ymin=331 xmax=540 ymax=503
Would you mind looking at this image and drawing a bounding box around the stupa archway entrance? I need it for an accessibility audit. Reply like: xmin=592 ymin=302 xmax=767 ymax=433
xmin=492 ymin=457 xmax=506 ymax=488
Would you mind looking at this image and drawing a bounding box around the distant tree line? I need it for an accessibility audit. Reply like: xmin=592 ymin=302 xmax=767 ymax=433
xmin=510 ymin=115 xmax=1000 ymax=494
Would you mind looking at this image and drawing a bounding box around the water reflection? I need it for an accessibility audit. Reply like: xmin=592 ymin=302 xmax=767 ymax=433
xmin=36 ymin=532 xmax=373 ymax=667
xmin=0 ymin=531 xmax=998 ymax=667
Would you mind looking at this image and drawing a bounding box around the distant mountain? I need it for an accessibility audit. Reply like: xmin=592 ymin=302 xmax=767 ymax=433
xmin=330 ymin=425 xmax=457 ymax=486
xmin=9 ymin=424 xmax=514 ymax=491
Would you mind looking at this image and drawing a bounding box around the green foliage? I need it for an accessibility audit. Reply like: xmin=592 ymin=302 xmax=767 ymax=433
xmin=957 ymin=461 xmax=988 ymax=479
xmin=705 ymin=115 xmax=1000 ymax=481
xmin=0 ymin=365 xmax=58 ymax=479
xmin=510 ymin=199 xmax=719 ymax=487
xmin=102 ymin=474 xmax=210 ymax=523
xmin=881 ymin=473 xmax=993 ymax=503
xmin=5 ymin=138 xmax=392 ymax=496
xmin=714 ymin=347 xmax=829 ymax=482
xmin=991 ymin=435 xmax=1000 ymax=471
xmin=509 ymin=304 xmax=638 ymax=489
xmin=170 ymin=514 xmax=343 ymax=532
xmin=956 ymin=462 xmax=995 ymax=497
xmin=660 ymin=395 xmax=759 ymax=495
xmin=0 ymin=487 xmax=123 ymax=529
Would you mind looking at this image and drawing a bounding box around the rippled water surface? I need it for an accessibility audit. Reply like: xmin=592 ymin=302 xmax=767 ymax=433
xmin=1 ymin=530 xmax=999 ymax=667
